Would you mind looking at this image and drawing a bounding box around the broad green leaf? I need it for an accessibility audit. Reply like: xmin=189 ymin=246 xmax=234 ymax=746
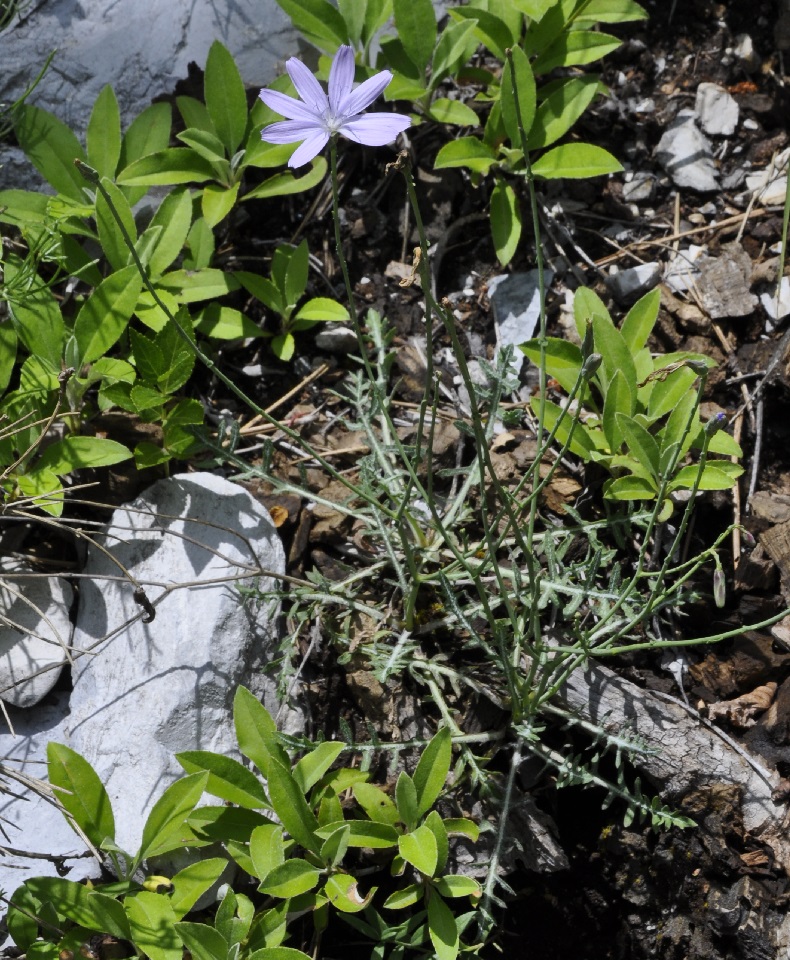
xmin=15 ymin=471 xmax=64 ymax=517
xmin=314 ymin=820 xmax=399 ymax=849
xmin=338 ymin=0 xmax=365 ymax=44
xmin=621 ymin=288 xmax=659 ymax=354
xmin=247 ymin=949 xmax=311 ymax=960
xmin=616 ymin=414 xmax=660 ymax=478
xmin=670 ymin=461 xmax=743 ymax=492
xmin=117 ymin=149 xmax=219 ymax=186
xmin=362 ymin=0 xmax=393 ymax=47
xmin=647 ymin=366 xmax=698 ymax=421
xmin=435 ymin=876 xmax=481 ymax=899
xmin=74 ymin=265 xmax=143 ymax=363
xmin=283 ymin=239 xmax=309 ymax=308
xmin=393 ymin=0 xmax=437 ymax=71
xmin=520 ymin=338 xmax=584 ymax=395
xmin=413 ymin=727 xmax=452 ymax=816
xmin=532 ymin=30 xmax=622 ymax=74
xmin=352 ymin=782 xmax=400 ymax=826
xmin=443 ymin=818 xmax=480 ymax=841
xmin=592 ymin=313 xmax=636 ymax=406
xmin=233 ymin=686 xmax=288 ymax=776
xmin=293 ymin=742 xmax=345 ymax=794
xmin=434 ymin=137 xmax=496 ymax=174
xmin=448 ymin=7 xmax=515 ymax=60
xmin=602 ymin=369 xmax=634 ymax=451
xmin=36 ymin=437 xmax=132 ymax=474
xmin=177 ymin=128 xmax=229 ymax=165
xmin=159 ymin=268 xmax=239 ymax=303
xmin=87 ymin=85 xmax=122 ymax=179
xmin=47 ymin=743 xmax=115 ymax=849
xmin=272 ymin=0 xmax=347 ymax=52
xmin=529 ymin=396 xmax=596 ymax=459
xmin=187 ymin=805 xmax=272 ymax=844
xmin=137 ymin=771 xmax=209 ymax=863
xmin=235 ymin=272 xmax=285 ymax=315
xmin=424 ymin=810 xmax=449 ymax=873
xmin=147 ymin=188 xmax=194 ymax=278
xmin=399 ymin=824 xmax=438 ymax=876
xmin=0 ymin=314 xmax=17 ymax=394
xmin=604 ymin=475 xmax=660 ymax=501
xmin=382 ymin=883 xmax=421 ymax=909
xmin=96 ymin=177 xmax=137 ymax=272
xmin=152 ymin=316 xmax=196 ymax=393
xmin=0 ymin=188 xmax=50 ymax=227
xmin=24 ymin=879 xmax=128 ymax=937
xmin=320 ymin=823 xmax=350 ymax=866
xmin=258 ymin=860 xmax=321 ymax=898
xmin=125 ymin=892 xmax=181 ymax=960
xmin=528 ymin=77 xmax=599 ymax=149
xmin=6 ymin=884 xmax=39 ymax=950
xmin=395 ymin=772 xmax=419 ymax=829
xmin=119 ymin=102 xmax=172 ymax=205
xmin=427 ymin=892 xmax=459 ymax=960
xmin=430 ymin=19 xmax=479 ymax=91
xmin=242 ymin=158 xmax=327 ymax=200
xmin=176 ymin=751 xmax=269 ymax=809
xmin=185 ymin=218 xmax=215 ymax=270
xmin=266 ymin=759 xmax=322 ymax=856
xmin=250 ymin=824 xmax=286 ymax=880
xmin=706 ymin=430 xmax=742 ymax=457
xmin=490 ymin=179 xmax=522 ymax=266
xmin=177 ymin=96 xmax=216 ymax=134
xmin=170 ymin=858 xmax=229 ymax=918
xmin=205 ymin=40 xmax=248 ymax=155
xmin=14 ymin=105 xmax=87 ymax=201
xmin=426 ymin=98 xmax=479 ymax=127
xmin=271 ymin=332 xmax=295 ymax=361
xmin=532 ymin=143 xmax=623 ymax=179
xmin=574 ymin=0 xmax=648 ymax=24
xmin=660 ymin=393 xmax=696 ymax=466
xmin=324 ymin=874 xmax=375 ymax=913
xmin=7 ymin=280 xmax=65 ymax=368
xmin=130 ymin=328 xmax=166 ymax=384
xmin=175 ymin=922 xmax=228 ymax=960
xmin=501 ymin=45 xmax=536 ymax=146
xmin=202 ymin=182 xmax=240 ymax=227
xmin=196 ymin=305 xmax=262 ymax=340
xmin=215 ymin=889 xmax=254 ymax=949
xmin=292 ymin=297 xmax=350 ymax=325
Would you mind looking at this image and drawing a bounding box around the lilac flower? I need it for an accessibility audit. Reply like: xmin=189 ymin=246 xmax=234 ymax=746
xmin=259 ymin=45 xmax=411 ymax=168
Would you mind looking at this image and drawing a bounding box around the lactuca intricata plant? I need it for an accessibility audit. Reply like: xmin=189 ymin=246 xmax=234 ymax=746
xmin=259 ymin=43 xmax=411 ymax=167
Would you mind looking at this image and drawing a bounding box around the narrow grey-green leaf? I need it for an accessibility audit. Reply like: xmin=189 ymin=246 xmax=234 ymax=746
xmin=87 ymin=85 xmax=122 ymax=179
xmin=204 ymin=40 xmax=248 ymax=155
xmin=14 ymin=105 xmax=87 ymax=201
xmin=393 ymin=0 xmax=437 ymax=72
xmin=501 ymin=45 xmax=536 ymax=146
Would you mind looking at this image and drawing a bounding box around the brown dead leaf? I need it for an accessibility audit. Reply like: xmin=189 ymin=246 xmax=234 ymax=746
xmin=267 ymin=505 xmax=289 ymax=528
xmin=703 ymin=682 xmax=777 ymax=728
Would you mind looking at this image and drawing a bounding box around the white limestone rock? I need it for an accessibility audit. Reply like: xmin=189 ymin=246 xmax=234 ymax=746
xmin=0 ymin=562 xmax=73 ymax=708
xmin=606 ymin=263 xmax=661 ymax=305
xmin=489 ymin=270 xmax=555 ymax=375
xmin=656 ymin=110 xmax=719 ymax=192
xmin=695 ymin=83 xmax=739 ymax=136
xmin=68 ymin=472 xmax=290 ymax=859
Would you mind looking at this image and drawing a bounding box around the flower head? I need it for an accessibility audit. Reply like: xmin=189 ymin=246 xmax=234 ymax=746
xmin=259 ymin=45 xmax=411 ymax=168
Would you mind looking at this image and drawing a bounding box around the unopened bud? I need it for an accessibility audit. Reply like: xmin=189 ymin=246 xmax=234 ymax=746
xmin=685 ymin=359 xmax=709 ymax=377
xmin=581 ymin=320 xmax=595 ymax=360
xmin=713 ymin=568 xmax=726 ymax=608
xmin=581 ymin=353 xmax=602 ymax=379
xmin=741 ymin=528 xmax=756 ymax=548
xmin=704 ymin=412 xmax=727 ymax=437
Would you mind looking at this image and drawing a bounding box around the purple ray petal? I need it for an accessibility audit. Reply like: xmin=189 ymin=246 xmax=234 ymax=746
xmin=259 ymin=89 xmax=319 ymax=123
xmin=339 ymin=113 xmax=411 ymax=147
xmin=261 ymin=119 xmax=322 ymax=144
xmin=288 ymin=129 xmax=330 ymax=168
xmin=328 ymin=45 xmax=355 ymax=114
xmin=336 ymin=70 xmax=394 ymax=118
xmin=286 ymin=57 xmax=329 ymax=114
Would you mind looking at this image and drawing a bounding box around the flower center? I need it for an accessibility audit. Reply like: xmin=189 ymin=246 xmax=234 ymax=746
xmin=323 ymin=110 xmax=344 ymax=134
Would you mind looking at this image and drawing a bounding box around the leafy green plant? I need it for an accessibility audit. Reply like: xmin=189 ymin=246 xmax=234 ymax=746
xmin=520 ymin=286 xmax=743 ymax=515
xmin=236 ymin=240 xmax=349 ymax=361
xmin=8 ymin=694 xmax=480 ymax=960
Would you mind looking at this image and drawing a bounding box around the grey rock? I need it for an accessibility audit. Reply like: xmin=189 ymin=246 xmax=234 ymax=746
xmin=315 ymin=325 xmax=360 ymax=354
xmin=761 ymin=277 xmax=790 ymax=321
xmin=606 ymin=262 xmax=661 ymax=305
xmin=0 ymin=561 xmax=73 ymax=708
xmin=622 ymin=171 xmax=656 ymax=203
xmin=696 ymin=242 xmax=757 ymax=319
xmin=656 ymin=110 xmax=719 ymax=192
xmin=695 ymin=83 xmax=739 ymax=136
xmin=489 ymin=270 xmax=554 ymax=375
xmin=0 ymin=691 xmax=100 ymax=897
xmin=68 ymin=472 xmax=289 ymax=858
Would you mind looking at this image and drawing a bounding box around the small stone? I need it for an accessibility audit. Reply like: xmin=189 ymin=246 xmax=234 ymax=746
xmin=733 ymin=33 xmax=760 ymax=70
xmin=622 ymin=171 xmax=656 ymax=203
xmin=488 ymin=271 xmax=554 ymax=375
xmin=695 ymin=83 xmax=739 ymax=136
xmin=315 ymin=326 xmax=360 ymax=354
xmin=743 ymin=118 xmax=760 ymax=131
xmin=656 ymin=110 xmax=719 ymax=192
xmin=0 ymin=562 xmax=73 ymax=708
xmin=606 ymin=263 xmax=662 ymax=305
xmin=760 ymin=277 xmax=790 ymax=321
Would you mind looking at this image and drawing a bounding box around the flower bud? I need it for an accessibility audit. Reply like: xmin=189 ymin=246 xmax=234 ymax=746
xmin=581 ymin=320 xmax=595 ymax=360
xmin=685 ymin=359 xmax=709 ymax=377
xmin=704 ymin=412 xmax=727 ymax=437
xmin=581 ymin=353 xmax=603 ymax=379
xmin=713 ymin=568 xmax=726 ymax=608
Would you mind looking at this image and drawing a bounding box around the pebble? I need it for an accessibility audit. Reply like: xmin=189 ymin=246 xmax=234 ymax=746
xmin=656 ymin=110 xmax=719 ymax=192
xmin=606 ymin=263 xmax=662 ymax=305
xmin=622 ymin=171 xmax=656 ymax=202
xmin=695 ymin=83 xmax=739 ymax=136
xmin=315 ymin=326 xmax=360 ymax=354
